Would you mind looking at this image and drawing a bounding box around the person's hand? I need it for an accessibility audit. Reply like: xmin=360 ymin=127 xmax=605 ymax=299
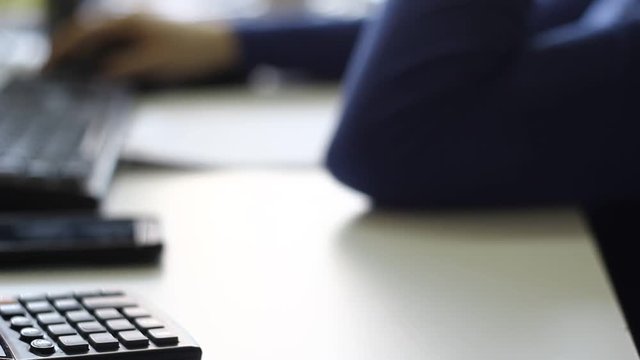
xmin=45 ymin=15 xmax=242 ymax=83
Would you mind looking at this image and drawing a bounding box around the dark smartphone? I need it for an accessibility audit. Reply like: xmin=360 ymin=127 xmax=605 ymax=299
xmin=0 ymin=215 xmax=163 ymax=267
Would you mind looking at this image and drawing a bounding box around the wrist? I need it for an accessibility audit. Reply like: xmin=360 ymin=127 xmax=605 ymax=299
xmin=192 ymin=22 xmax=243 ymax=75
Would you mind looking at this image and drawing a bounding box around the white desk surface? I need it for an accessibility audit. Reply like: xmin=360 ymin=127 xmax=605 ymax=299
xmin=1 ymin=168 xmax=637 ymax=360
xmin=122 ymin=85 xmax=341 ymax=167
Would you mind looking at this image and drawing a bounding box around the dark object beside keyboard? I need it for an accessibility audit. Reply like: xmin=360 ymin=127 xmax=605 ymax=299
xmin=0 ymin=77 xmax=131 ymax=211
xmin=0 ymin=216 xmax=163 ymax=267
xmin=0 ymin=290 xmax=201 ymax=360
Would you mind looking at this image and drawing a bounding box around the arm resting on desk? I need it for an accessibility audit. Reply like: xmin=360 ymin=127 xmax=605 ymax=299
xmin=326 ymin=0 xmax=640 ymax=207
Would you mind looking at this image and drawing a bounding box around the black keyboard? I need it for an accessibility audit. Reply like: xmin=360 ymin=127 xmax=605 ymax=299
xmin=0 ymin=290 xmax=201 ymax=360
xmin=0 ymin=77 xmax=131 ymax=211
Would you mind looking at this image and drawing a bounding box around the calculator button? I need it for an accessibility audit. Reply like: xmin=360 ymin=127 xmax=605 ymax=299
xmin=37 ymin=312 xmax=66 ymax=326
xmin=53 ymin=299 xmax=81 ymax=313
xmin=0 ymin=303 xmax=25 ymax=318
xmin=95 ymin=308 xmax=122 ymax=321
xmin=101 ymin=290 xmax=124 ymax=297
xmin=122 ymin=307 xmax=150 ymax=319
xmin=77 ymin=321 xmax=106 ymax=335
xmin=20 ymin=327 xmax=44 ymax=342
xmin=10 ymin=316 xmax=34 ymax=330
xmin=147 ymin=328 xmax=179 ymax=345
xmin=106 ymin=319 xmax=135 ymax=332
xmin=74 ymin=290 xmax=102 ymax=299
xmin=117 ymin=330 xmax=149 ymax=348
xmin=88 ymin=332 xmax=119 ymax=351
xmin=30 ymin=338 xmax=55 ymax=355
xmin=134 ymin=317 xmax=163 ymax=331
xmin=58 ymin=335 xmax=89 ymax=353
xmin=66 ymin=310 xmax=94 ymax=323
xmin=47 ymin=292 xmax=74 ymax=301
xmin=26 ymin=301 xmax=53 ymax=314
xmin=19 ymin=294 xmax=46 ymax=303
xmin=48 ymin=324 xmax=77 ymax=338
xmin=83 ymin=296 xmax=136 ymax=310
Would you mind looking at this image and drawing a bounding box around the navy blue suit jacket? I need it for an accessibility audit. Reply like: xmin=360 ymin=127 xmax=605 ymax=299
xmin=238 ymin=0 xmax=640 ymax=207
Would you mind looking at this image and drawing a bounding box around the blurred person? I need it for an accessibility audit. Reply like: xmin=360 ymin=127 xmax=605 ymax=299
xmin=47 ymin=0 xmax=640 ymax=207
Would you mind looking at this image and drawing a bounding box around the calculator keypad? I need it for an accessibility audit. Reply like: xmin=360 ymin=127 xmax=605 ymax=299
xmin=0 ymin=290 xmax=185 ymax=358
xmin=57 ymin=335 xmax=89 ymax=353
xmin=29 ymin=339 xmax=55 ymax=355
xmin=47 ymin=324 xmax=76 ymax=338
xmin=116 ymin=330 xmax=149 ymax=349
xmin=36 ymin=313 xmax=65 ymax=326
xmin=19 ymin=328 xmax=44 ymax=342
xmin=25 ymin=302 xmax=52 ymax=315
xmin=147 ymin=328 xmax=179 ymax=345
xmin=0 ymin=304 xmax=25 ymax=318
xmin=77 ymin=321 xmax=106 ymax=335
xmin=65 ymin=310 xmax=93 ymax=324
xmin=88 ymin=332 xmax=119 ymax=351
xmin=9 ymin=317 xmax=33 ymax=330
xmin=122 ymin=307 xmax=149 ymax=319
xmin=94 ymin=309 xmax=122 ymax=321
xmin=52 ymin=299 xmax=81 ymax=313
xmin=105 ymin=319 xmax=134 ymax=333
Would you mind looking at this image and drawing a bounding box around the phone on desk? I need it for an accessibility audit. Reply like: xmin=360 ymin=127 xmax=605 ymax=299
xmin=0 ymin=215 xmax=163 ymax=266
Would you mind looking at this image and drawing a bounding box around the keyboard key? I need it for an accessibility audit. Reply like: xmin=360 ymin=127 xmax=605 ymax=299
xmin=26 ymin=301 xmax=53 ymax=314
xmin=0 ymin=303 xmax=25 ymax=318
xmin=106 ymin=319 xmax=135 ymax=332
xmin=37 ymin=312 xmax=66 ymax=326
xmin=10 ymin=316 xmax=34 ymax=330
xmin=77 ymin=321 xmax=106 ymax=335
xmin=134 ymin=317 xmax=164 ymax=331
xmin=58 ymin=335 xmax=89 ymax=353
xmin=30 ymin=338 xmax=55 ymax=355
xmin=148 ymin=328 xmax=179 ymax=346
xmin=53 ymin=299 xmax=81 ymax=313
xmin=20 ymin=327 xmax=44 ymax=342
xmin=95 ymin=308 xmax=123 ymax=321
xmin=88 ymin=332 xmax=119 ymax=351
xmin=66 ymin=310 xmax=94 ymax=323
xmin=83 ymin=296 xmax=136 ymax=310
xmin=48 ymin=324 xmax=77 ymax=338
xmin=122 ymin=307 xmax=150 ymax=319
xmin=117 ymin=330 xmax=149 ymax=348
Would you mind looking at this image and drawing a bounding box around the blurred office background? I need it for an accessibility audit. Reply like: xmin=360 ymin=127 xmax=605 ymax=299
xmin=0 ymin=0 xmax=381 ymax=167
xmin=0 ymin=0 xmax=381 ymax=81
xmin=0 ymin=0 xmax=381 ymax=26
xmin=75 ymin=0 xmax=382 ymax=20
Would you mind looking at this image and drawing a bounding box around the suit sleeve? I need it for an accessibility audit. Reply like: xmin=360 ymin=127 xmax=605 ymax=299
xmin=326 ymin=0 xmax=640 ymax=207
xmin=234 ymin=17 xmax=363 ymax=79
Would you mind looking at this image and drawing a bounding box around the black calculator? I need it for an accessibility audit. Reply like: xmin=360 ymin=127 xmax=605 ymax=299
xmin=0 ymin=291 xmax=201 ymax=360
